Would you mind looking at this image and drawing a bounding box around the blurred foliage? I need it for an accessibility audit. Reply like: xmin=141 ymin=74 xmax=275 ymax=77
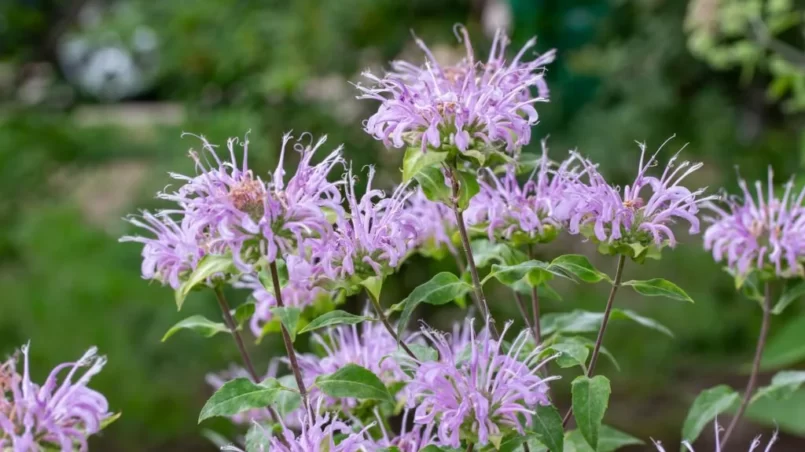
xmin=1 ymin=0 xmax=805 ymax=450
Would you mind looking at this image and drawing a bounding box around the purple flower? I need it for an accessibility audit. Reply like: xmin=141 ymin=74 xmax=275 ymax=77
xmin=565 ymin=140 xmax=713 ymax=250
xmin=250 ymin=398 xmax=372 ymax=452
xmin=405 ymin=187 xmax=457 ymax=256
xmin=405 ymin=321 xmax=555 ymax=448
xmin=123 ymin=132 xmax=344 ymax=280
xmin=356 ymin=26 xmax=555 ymax=154
xmin=120 ymin=212 xmax=207 ymax=289
xmin=465 ymin=140 xmax=572 ymax=242
xmin=704 ymin=168 xmax=805 ymax=278
xmin=372 ymin=408 xmax=437 ymax=452
xmin=652 ymin=422 xmax=777 ymax=452
xmin=297 ymin=319 xmax=407 ymax=409
xmin=317 ymin=166 xmax=418 ymax=282
xmin=0 ymin=344 xmax=112 ymax=452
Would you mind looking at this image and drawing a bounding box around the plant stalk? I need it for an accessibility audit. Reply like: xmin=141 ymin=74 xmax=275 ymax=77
xmin=447 ymin=166 xmax=499 ymax=339
xmin=720 ymin=281 xmax=773 ymax=448
xmin=528 ymin=246 xmax=542 ymax=346
xmin=213 ymin=287 xmax=281 ymax=424
xmin=269 ymin=261 xmax=313 ymax=420
xmin=563 ymin=254 xmax=627 ymax=427
xmin=366 ymin=293 xmax=417 ymax=359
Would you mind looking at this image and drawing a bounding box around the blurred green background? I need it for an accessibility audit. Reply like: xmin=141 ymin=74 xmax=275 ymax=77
xmin=2 ymin=0 xmax=805 ymax=450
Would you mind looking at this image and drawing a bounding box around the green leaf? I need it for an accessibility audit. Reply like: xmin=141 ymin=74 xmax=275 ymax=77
xmin=100 ymin=412 xmax=122 ymax=430
xmin=397 ymin=272 xmax=472 ymax=340
xmin=457 ymin=170 xmax=480 ymax=209
xmin=415 ymin=166 xmax=451 ymax=204
xmin=270 ymin=307 xmax=301 ymax=342
xmin=402 ymin=146 xmax=448 ymax=182
xmin=234 ymin=301 xmax=256 ymax=329
xmin=407 ymin=344 xmax=439 ymax=362
xmin=315 ymin=363 xmax=393 ymax=403
xmin=360 ymin=275 xmax=384 ymax=302
xmin=752 ymin=370 xmax=805 ymax=403
xmin=571 ymin=375 xmax=611 ymax=450
xmin=298 ymin=310 xmax=373 ymax=335
xmin=760 ymin=315 xmax=805 ymax=370
xmin=484 ymin=260 xmax=566 ymax=287
xmin=175 ymin=254 xmax=235 ymax=310
xmin=565 ymin=336 xmax=621 ymax=372
xmin=621 ymin=278 xmax=694 ymax=303
xmin=275 ymin=375 xmax=301 ymax=417
xmin=161 ymin=315 xmax=229 ymax=342
xmin=198 ymin=378 xmax=284 ymax=423
xmin=564 ymin=426 xmax=644 ymax=452
xmin=472 ymin=239 xmax=528 ymax=268
xmin=681 ymin=385 xmax=740 ymax=444
xmin=540 ymin=309 xmax=673 ymax=338
xmin=773 ymin=281 xmax=805 ymax=314
xmin=550 ymin=254 xmax=611 ymax=284
xmin=244 ymin=423 xmax=271 ymax=452
xmin=550 ymin=338 xmax=590 ymax=369
xmin=531 ymin=404 xmax=564 ymax=452
xmin=746 ymin=388 xmax=805 ymax=436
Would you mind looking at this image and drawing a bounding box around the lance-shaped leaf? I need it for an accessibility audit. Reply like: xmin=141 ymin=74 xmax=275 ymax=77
xmin=415 ymin=166 xmax=451 ymax=205
xmin=315 ymin=364 xmax=393 ymax=403
xmin=270 ymin=306 xmax=301 ymax=342
xmin=773 ymin=281 xmax=805 ymax=314
xmin=621 ymin=278 xmax=694 ymax=303
xmin=752 ymin=370 xmax=805 ymax=403
xmin=531 ymin=404 xmax=564 ymax=452
xmin=550 ymin=254 xmax=611 ymax=284
xmin=396 ymin=272 xmax=472 ymax=340
xmin=298 ymin=310 xmax=374 ymax=335
xmin=175 ymin=254 xmax=235 ymax=310
xmin=572 ymin=375 xmax=611 ymax=450
xmin=233 ymin=301 xmax=255 ymax=329
xmin=681 ymin=385 xmax=739 ymax=444
xmin=483 ymin=259 xmax=568 ymax=288
xmin=162 ymin=315 xmax=229 ymax=342
xmin=541 ymin=309 xmax=673 ymax=338
xmin=402 ymin=146 xmax=448 ymax=182
xmin=198 ymin=377 xmax=285 ymax=422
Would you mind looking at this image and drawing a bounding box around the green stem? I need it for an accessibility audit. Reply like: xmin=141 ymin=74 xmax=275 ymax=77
xmin=213 ymin=287 xmax=282 ymax=424
xmin=528 ymin=246 xmax=542 ymax=346
xmin=720 ymin=281 xmax=772 ymax=448
xmin=563 ymin=254 xmax=627 ymax=427
xmin=269 ymin=261 xmax=313 ymax=421
xmin=447 ymin=165 xmax=499 ymax=339
xmin=366 ymin=292 xmax=417 ymax=359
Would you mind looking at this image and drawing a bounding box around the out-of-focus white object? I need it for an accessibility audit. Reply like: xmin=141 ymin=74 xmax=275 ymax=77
xmin=483 ymin=0 xmax=512 ymax=37
xmin=57 ymin=2 xmax=159 ymax=102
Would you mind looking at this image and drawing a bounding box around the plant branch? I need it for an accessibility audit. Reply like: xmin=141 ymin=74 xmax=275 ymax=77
xmin=366 ymin=292 xmax=417 ymax=359
xmin=213 ymin=287 xmax=281 ymax=424
xmin=720 ymin=281 xmax=773 ymax=448
xmin=528 ymin=246 xmax=542 ymax=347
xmin=563 ymin=254 xmax=627 ymax=427
xmin=513 ymin=291 xmax=538 ymax=341
xmin=269 ymin=261 xmax=313 ymax=421
xmin=447 ymin=166 xmax=499 ymax=339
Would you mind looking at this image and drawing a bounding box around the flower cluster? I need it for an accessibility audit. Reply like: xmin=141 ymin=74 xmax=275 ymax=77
xmin=0 ymin=344 xmax=112 ymax=452
xmin=704 ymin=168 xmax=805 ymax=279
xmin=356 ymin=26 xmax=555 ymax=154
xmin=405 ymin=321 xmax=555 ymax=448
xmin=562 ymin=140 xmax=713 ymax=253
xmin=465 ymin=140 xmax=577 ymax=243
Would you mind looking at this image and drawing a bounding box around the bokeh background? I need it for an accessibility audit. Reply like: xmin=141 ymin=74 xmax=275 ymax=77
xmin=2 ymin=0 xmax=805 ymax=450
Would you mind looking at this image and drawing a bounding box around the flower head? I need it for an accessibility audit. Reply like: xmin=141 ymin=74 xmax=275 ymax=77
xmin=465 ymin=140 xmax=573 ymax=243
xmin=565 ymin=139 xmax=712 ymax=254
xmin=317 ymin=166 xmax=417 ymax=282
xmin=405 ymin=321 xmax=555 ymax=448
xmin=0 ymin=344 xmax=112 ymax=452
xmin=704 ymin=168 xmax=805 ymax=278
xmin=122 ymin=132 xmax=344 ymax=281
xmin=356 ymin=26 xmax=555 ymax=154
xmin=246 ymin=399 xmax=371 ymax=452
xmin=119 ymin=212 xmax=207 ymax=289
